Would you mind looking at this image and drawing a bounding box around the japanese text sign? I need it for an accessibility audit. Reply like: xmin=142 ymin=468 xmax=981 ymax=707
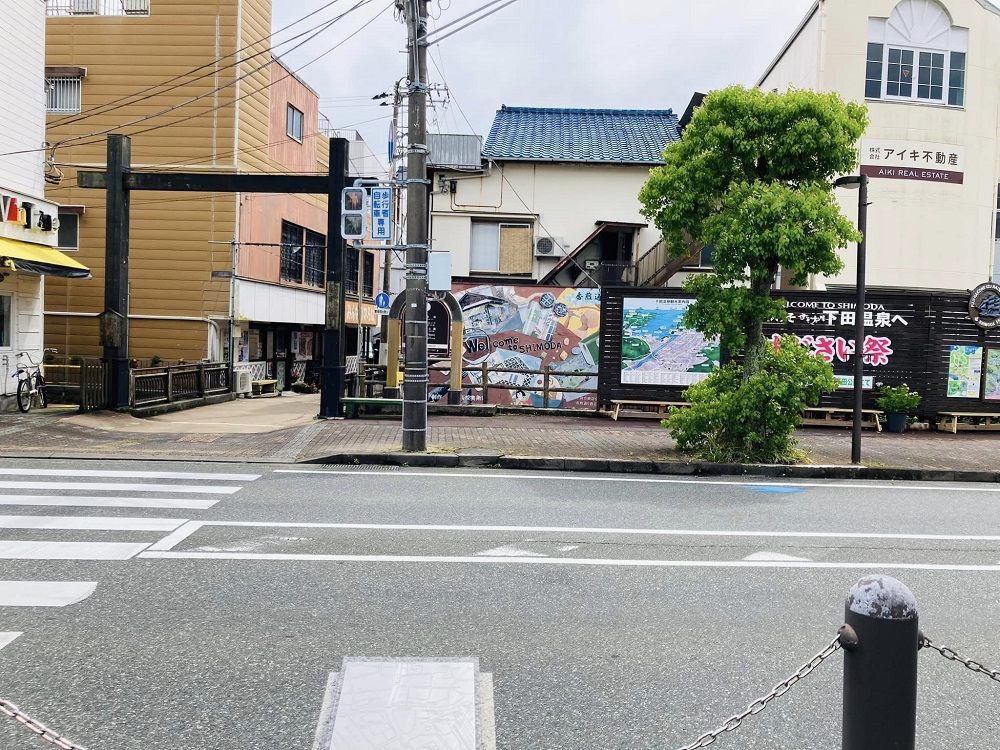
xmin=859 ymin=138 xmax=965 ymax=185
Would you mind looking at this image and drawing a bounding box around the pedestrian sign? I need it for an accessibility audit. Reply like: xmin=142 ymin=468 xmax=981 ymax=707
xmin=370 ymin=187 xmax=393 ymax=241
xmin=375 ymin=291 xmax=391 ymax=316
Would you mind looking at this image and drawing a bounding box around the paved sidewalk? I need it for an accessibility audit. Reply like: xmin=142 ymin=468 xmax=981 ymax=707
xmin=2 ymin=395 xmax=1000 ymax=473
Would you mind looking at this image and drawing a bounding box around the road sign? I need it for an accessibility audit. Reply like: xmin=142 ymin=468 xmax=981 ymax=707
xmin=375 ymin=291 xmax=390 ymax=316
xmin=341 ymin=187 xmax=366 ymax=240
xmin=370 ymin=187 xmax=393 ymax=241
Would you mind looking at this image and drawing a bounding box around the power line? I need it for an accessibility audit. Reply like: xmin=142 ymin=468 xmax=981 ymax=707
xmin=423 ymin=0 xmax=525 ymax=46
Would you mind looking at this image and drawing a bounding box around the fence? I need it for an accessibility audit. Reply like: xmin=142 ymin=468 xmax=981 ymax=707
xmin=41 ymin=356 xmax=108 ymax=412
xmin=130 ymin=363 xmax=229 ymax=407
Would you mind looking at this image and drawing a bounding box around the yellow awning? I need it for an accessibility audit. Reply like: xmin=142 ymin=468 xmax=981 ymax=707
xmin=0 ymin=236 xmax=90 ymax=279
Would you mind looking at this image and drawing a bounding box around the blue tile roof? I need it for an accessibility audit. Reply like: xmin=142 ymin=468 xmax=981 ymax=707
xmin=482 ymin=106 xmax=680 ymax=164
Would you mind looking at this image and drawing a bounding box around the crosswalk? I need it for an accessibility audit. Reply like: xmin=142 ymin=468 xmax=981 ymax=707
xmin=0 ymin=465 xmax=260 ymax=613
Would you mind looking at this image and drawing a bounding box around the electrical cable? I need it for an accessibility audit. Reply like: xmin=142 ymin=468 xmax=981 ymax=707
xmin=422 ymin=0 xmax=524 ymax=46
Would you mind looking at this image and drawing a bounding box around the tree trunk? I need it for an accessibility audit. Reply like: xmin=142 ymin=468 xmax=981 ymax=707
xmin=742 ymin=260 xmax=779 ymax=381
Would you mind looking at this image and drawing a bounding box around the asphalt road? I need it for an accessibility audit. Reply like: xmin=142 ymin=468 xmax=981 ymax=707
xmin=0 ymin=458 xmax=998 ymax=750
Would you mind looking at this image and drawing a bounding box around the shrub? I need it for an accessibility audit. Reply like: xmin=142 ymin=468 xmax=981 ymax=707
xmin=875 ymin=383 xmax=921 ymax=414
xmin=290 ymin=380 xmax=317 ymax=394
xmin=665 ymin=336 xmax=838 ymax=464
xmin=150 ymin=355 xmax=163 ymax=367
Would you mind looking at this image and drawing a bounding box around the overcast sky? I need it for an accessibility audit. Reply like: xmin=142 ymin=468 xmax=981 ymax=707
xmin=273 ymin=0 xmax=818 ymax=164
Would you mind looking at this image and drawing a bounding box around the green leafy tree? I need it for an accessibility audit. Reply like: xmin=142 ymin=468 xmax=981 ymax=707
xmin=639 ymin=86 xmax=868 ymax=370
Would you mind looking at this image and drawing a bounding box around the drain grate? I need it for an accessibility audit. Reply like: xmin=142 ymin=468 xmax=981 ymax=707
xmin=319 ymin=463 xmax=400 ymax=471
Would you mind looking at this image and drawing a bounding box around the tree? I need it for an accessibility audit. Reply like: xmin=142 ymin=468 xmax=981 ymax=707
xmin=639 ymin=86 xmax=868 ymax=372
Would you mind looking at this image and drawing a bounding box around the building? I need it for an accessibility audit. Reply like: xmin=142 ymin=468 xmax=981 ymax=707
xmin=43 ymin=0 xmax=382 ymax=389
xmin=0 ymin=1 xmax=89 ymax=411
xmin=760 ymin=0 xmax=1000 ymax=292
xmin=427 ymin=106 xmax=682 ymax=290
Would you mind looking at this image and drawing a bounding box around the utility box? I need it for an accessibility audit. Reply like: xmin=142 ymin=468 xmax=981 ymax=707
xmin=428 ymin=252 xmax=452 ymax=292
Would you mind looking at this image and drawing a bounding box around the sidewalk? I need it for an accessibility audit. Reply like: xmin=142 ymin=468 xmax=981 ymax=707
xmin=2 ymin=394 xmax=1000 ymax=478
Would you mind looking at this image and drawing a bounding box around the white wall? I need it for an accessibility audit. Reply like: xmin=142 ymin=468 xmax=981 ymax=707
xmin=430 ymin=161 xmax=658 ymax=278
xmin=759 ymin=3 xmax=822 ymax=92
xmin=0 ymin=0 xmax=46 ymax=199
xmin=234 ymin=278 xmax=324 ymax=325
xmin=1 ymin=275 xmax=43 ymax=398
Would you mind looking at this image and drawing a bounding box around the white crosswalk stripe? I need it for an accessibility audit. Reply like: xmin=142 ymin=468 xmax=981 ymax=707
xmin=0 ymin=468 xmax=260 ymax=481
xmin=0 ymin=481 xmax=241 ymax=494
xmin=0 ymin=632 xmax=21 ymax=650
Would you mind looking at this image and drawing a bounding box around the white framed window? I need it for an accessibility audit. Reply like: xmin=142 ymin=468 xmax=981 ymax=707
xmin=470 ymin=222 xmax=533 ymax=274
xmin=0 ymin=293 xmax=12 ymax=350
xmin=867 ymin=0 xmax=967 ymax=107
xmin=286 ymin=104 xmax=304 ymax=142
xmin=46 ymin=77 xmax=82 ymax=114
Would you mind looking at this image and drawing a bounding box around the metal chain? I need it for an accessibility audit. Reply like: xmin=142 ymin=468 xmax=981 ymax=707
xmin=920 ymin=635 xmax=1000 ymax=685
xmin=0 ymin=698 xmax=88 ymax=750
xmin=673 ymin=633 xmax=844 ymax=750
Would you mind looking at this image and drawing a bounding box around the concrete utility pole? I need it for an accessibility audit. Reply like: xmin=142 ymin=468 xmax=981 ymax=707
xmin=401 ymin=0 xmax=430 ymax=451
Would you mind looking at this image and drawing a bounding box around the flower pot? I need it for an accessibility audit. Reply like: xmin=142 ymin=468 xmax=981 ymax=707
xmin=885 ymin=412 xmax=908 ymax=433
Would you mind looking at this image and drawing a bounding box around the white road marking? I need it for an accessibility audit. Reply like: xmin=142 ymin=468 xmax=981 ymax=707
xmin=0 ymin=495 xmax=219 ymax=510
xmin=0 ymin=581 xmax=97 ymax=607
xmin=0 ymin=515 xmax=186 ymax=532
xmin=177 ymin=520 xmax=1000 ymax=544
xmin=475 ymin=545 xmax=547 ymax=558
xmin=274 ymin=469 xmax=1000 ymax=493
xmin=0 ymin=541 xmax=150 ymax=560
xmin=147 ymin=521 xmax=204 ymax=551
xmin=0 ymin=481 xmax=240 ymax=494
xmin=743 ymin=551 xmax=813 ymax=562
xmin=558 ymin=545 xmax=580 ymax=552
xmin=0 ymin=632 xmax=21 ymax=650
xmin=0 ymin=469 xmax=260 ymax=481
xmin=138 ymin=550 xmax=1000 ymax=572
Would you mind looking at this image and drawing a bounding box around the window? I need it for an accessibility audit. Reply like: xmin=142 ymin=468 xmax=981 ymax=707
xmin=57 ymin=212 xmax=79 ymax=250
xmin=0 ymin=294 xmax=10 ymax=349
xmin=362 ymin=252 xmax=375 ymax=298
xmin=280 ymin=221 xmax=304 ymax=283
xmin=683 ymin=244 xmax=715 ymax=270
xmin=46 ymin=77 xmax=81 ymax=114
xmin=470 ymin=222 xmax=533 ymax=274
xmin=345 ymin=247 xmax=359 ymax=294
xmin=286 ymin=104 xmax=304 ymax=142
xmin=304 ymin=230 xmax=325 ymax=287
xmin=867 ymin=0 xmax=967 ymax=106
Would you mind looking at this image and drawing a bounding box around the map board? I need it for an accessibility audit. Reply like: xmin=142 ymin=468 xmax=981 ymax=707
xmin=620 ymin=297 xmax=719 ymax=385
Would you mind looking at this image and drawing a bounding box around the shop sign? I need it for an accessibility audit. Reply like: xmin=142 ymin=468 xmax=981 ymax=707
xmin=346 ymin=300 xmax=378 ymax=327
xmin=0 ymin=188 xmax=59 ymax=245
xmin=969 ymin=282 xmax=1000 ymax=329
xmin=859 ymin=139 xmax=965 ymax=184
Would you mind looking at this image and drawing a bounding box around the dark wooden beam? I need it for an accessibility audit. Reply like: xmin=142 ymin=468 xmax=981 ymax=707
xmin=77 ymin=170 xmax=329 ymax=194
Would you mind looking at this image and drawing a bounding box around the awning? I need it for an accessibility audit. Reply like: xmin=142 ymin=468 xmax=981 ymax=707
xmin=0 ymin=236 xmax=90 ymax=279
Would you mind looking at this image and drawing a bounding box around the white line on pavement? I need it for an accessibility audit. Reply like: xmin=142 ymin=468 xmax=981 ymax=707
xmin=147 ymin=521 xmax=204 ymax=551
xmin=0 ymin=469 xmax=260 ymax=481
xmin=0 ymin=581 xmax=97 ymax=607
xmin=274 ymin=469 xmax=1000 ymax=493
xmin=0 ymin=541 xmax=150 ymax=560
xmin=0 ymin=632 xmax=21 ymax=650
xmin=0 ymin=495 xmax=219 ymax=509
xmin=137 ymin=550 xmax=1000 ymax=572
xmin=0 ymin=515 xmax=187 ymax=532
xmin=0 ymin=481 xmax=241 ymax=494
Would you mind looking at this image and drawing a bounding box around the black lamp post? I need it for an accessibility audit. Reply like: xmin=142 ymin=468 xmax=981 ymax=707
xmin=834 ymin=174 xmax=869 ymax=465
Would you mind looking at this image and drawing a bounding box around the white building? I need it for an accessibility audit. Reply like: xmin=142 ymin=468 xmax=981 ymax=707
xmin=760 ymin=0 xmax=1000 ymax=292
xmin=0 ymin=0 xmax=88 ymax=411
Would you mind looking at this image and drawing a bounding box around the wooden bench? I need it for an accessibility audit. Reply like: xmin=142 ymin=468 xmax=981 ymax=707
xmin=609 ymin=400 xmax=689 ymax=421
xmin=250 ymin=379 xmax=279 ymax=397
xmin=801 ymin=407 xmax=884 ymax=432
xmin=936 ymin=411 xmax=1000 ymax=434
xmin=342 ymin=397 xmax=403 ymax=419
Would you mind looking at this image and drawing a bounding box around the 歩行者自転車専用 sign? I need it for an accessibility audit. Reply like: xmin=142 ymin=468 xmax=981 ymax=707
xmin=859 ymin=139 xmax=964 ymax=184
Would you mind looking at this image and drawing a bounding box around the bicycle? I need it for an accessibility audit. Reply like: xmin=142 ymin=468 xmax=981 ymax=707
xmin=11 ymin=349 xmax=56 ymax=413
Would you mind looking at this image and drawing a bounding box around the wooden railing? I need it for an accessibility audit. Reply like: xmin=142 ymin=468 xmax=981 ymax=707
xmin=131 ymin=363 xmax=229 ymax=407
xmin=636 ymin=240 xmax=671 ymax=286
xmin=41 ymin=356 xmax=108 ymax=411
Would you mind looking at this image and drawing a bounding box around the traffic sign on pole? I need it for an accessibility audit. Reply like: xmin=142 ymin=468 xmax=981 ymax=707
xmin=375 ymin=291 xmax=391 ymax=316
xmin=370 ymin=187 xmax=393 ymax=241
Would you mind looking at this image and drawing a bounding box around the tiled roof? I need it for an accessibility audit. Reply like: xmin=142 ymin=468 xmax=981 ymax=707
xmin=482 ymin=106 xmax=680 ymax=164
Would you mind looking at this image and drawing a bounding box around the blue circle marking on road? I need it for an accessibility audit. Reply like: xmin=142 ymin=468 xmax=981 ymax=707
xmin=747 ymin=485 xmax=806 ymax=494
xmin=375 ymin=292 xmax=390 ymax=309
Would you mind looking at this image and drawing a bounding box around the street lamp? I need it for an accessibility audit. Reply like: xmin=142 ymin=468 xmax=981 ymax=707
xmin=834 ymin=174 xmax=870 ymax=465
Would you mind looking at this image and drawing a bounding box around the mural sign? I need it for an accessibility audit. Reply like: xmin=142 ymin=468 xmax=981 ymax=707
xmin=620 ymin=297 xmax=719 ymax=385
xmin=453 ymin=284 xmax=601 ymax=409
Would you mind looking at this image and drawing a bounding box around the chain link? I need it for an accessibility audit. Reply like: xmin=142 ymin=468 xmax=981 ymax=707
xmin=920 ymin=635 xmax=1000 ymax=685
xmin=0 ymin=698 xmax=88 ymax=750
xmin=673 ymin=633 xmax=844 ymax=750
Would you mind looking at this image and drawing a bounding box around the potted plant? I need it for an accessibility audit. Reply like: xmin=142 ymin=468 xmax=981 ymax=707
xmin=875 ymin=383 xmax=921 ymax=433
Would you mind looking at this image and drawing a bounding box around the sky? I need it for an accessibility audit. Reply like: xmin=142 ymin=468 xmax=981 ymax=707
xmin=272 ymin=0 xmax=819 ymax=164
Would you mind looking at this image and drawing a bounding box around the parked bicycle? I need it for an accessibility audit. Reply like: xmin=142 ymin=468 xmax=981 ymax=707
xmin=11 ymin=349 xmax=56 ymax=413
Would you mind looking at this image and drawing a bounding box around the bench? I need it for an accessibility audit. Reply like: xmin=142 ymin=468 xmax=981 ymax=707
xmin=936 ymin=411 xmax=1000 ymax=434
xmin=609 ymin=400 xmax=689 ymax=421
xmin=342 ymin=397 xmax=403 ymax=419
xmin=250 ymin=379 xmax=279 ymax=397
xmin=801 ymin=406 xmax=884 ymax=432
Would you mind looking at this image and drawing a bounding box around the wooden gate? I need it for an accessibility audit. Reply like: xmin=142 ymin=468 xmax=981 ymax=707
xmin=79 ymin=358 xmax=110 ymax=412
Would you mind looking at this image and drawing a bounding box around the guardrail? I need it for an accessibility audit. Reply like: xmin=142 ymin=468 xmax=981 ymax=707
xmin=130 ymin=363 xmax=229 ymax=407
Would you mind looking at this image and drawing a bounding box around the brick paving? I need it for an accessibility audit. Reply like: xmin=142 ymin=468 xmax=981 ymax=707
xmin=2 ymin=408 xmax=1000 ymax=470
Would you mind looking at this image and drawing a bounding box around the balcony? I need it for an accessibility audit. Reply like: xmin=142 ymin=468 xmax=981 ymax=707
xmin=47 ymin=0 xmax=150 ymax=17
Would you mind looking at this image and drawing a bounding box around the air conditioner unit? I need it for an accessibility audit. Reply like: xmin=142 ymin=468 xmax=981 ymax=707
xmin=534 ymin=236 xmax=567 ymax=258
xmin=236 ymin=370 xmax=252 ymax=396
xmin=122 ymin=0 xmax=150 ymax=14
xmin=70 ymin=0 xmax=98 ymax=14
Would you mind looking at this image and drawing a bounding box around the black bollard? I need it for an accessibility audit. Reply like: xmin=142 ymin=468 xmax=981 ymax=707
xmin=842 ymin=575 xmax=919 ymax=750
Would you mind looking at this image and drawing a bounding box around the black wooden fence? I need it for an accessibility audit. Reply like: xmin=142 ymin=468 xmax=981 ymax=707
xmin=131 ymin=363 xmax=229 ymax=407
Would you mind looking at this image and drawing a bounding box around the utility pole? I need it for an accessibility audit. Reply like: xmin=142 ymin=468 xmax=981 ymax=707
xmin=401 ymin=0 xmax=430 ymax=451
xmin=102 ymin=134 xmax=131 ymax=411
xmin=319 ymin=137 xmax=350 ymax=419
